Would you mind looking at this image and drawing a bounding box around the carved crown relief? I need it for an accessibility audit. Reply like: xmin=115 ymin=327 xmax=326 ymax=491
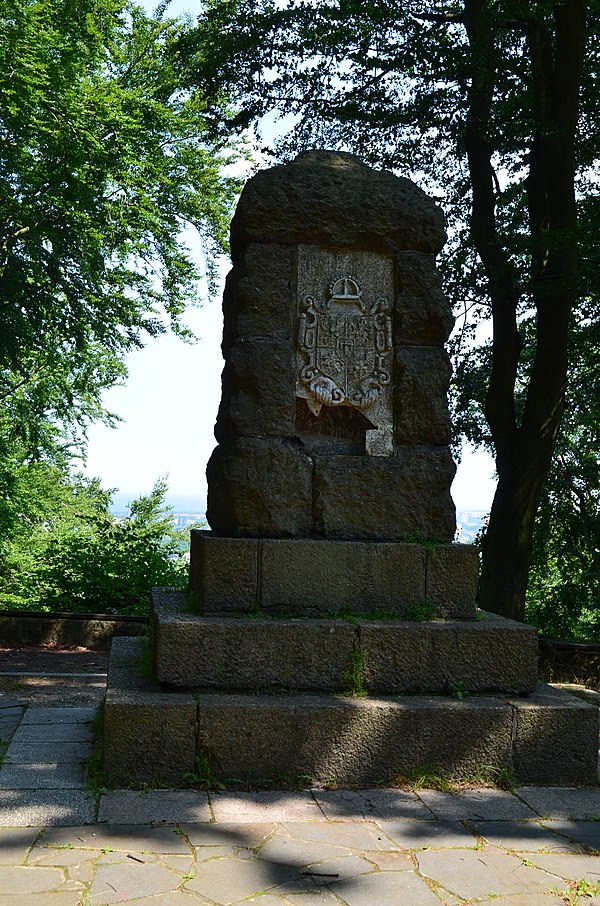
xmin=298 ymin=276 xmax=392 ymax=418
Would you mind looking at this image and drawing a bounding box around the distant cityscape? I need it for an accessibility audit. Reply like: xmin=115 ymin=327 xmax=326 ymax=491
xmin=163 ymin=509 xmax=489 ymax=543
xmin=455 ymin=511 xmax=488 ymax=543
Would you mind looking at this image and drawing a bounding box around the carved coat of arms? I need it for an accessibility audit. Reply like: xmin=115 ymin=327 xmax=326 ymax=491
xmin=298 ymin=276 xmax=392 ymax=412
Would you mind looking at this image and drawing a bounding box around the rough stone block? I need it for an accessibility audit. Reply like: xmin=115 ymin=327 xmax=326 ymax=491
xmin=360 ymin=612 xmax=538 ymax=694
xmin=230 ymin=151 xmax=446 ymax=261
xmin=313 ymin=448 xmax=456 ymax=541
xmin=394 ymin=251 xmax=454 ymax=346
xmin=206 ymin=438 xmax=312 ymax=537
xmin=222 ymin=244 xmax=294 ymax=352
xmin=215 ymin=337 xmax=296 ymax=441
xmin=195 ymin=693 xmax=513 ymax=786
xmin=189 ymin=531 xmax=258 ymax=611
xmin=103 ymin=638 xmax=196 ymax=785
xmin=103 ymin=646 xmax=599 ymax=787
xmin=259 ymin=539 xmax=426 ymax=616
xmin=426 ymin=543 xmax=479 ymax=618
xmin=511 ymin=683 xmax=599 ymax=785
xmin=154 ymin=598 xmax=355 ymax=690
xmin=394 ymin=347 xmax=452 ymax=445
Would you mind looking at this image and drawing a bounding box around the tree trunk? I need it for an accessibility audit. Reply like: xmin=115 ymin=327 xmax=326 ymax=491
xmin=463 ymin=0 xmax=586 ymax=621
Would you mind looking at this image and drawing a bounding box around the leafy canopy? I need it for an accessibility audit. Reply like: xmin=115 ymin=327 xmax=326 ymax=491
xmin=182 ymin=0 xmax=598 ymax=315
xmin=0 ymin=469 xmax=189 ymax=614
xmin=0 ymin=0 xmax=243 ymax=452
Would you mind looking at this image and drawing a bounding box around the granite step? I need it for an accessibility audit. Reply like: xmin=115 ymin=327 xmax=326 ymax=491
xmin=189 ymin=531 xmax=479 ymax=619
xmin=103 ymin=637 xmax=599 ymax=788
xmin=152 ymin=588 xmax=538 ymax=694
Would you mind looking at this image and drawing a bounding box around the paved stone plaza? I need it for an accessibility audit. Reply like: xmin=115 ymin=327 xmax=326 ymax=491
xmin=1 ymin=699 xmax=600 ymax=904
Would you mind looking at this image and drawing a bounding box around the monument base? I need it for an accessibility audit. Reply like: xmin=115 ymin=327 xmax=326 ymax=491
xmin=103 ymin=636 xmax=599 ymax=788
xmin=152 ymin=589 xmax=537 ymax=694
xmin=189 ymin=530 xmax=479 ymax=620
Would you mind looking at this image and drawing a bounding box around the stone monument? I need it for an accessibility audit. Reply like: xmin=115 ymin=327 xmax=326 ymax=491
xmin=193 ymin=150 xmax=477 ymax=619
xmin=103 ymin=152 xmax=598 ymax=788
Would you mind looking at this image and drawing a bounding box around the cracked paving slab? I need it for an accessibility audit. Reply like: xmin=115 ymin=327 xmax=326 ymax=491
xmin=98 ymin=790 xmax=212 ymax=825
xmin=375 ymin=819 xmax=478 ymax=850
xmin=312 ymin=788 xmax=434 ymax=821
xmin=416 ymin=788 xmax=538 ymax=821
xmin=474 ymin=820 xmax=585 ymax=852
xmin=209 ymin=792 xmax=324 ymax=823
xmin=416 ymin=847 xmax=565 ymax=899
xmin=0 ymin=791 xmax=96 ymax=827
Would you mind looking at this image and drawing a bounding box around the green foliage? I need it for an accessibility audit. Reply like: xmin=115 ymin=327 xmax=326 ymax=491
xmin=0 ymin=471 xmax=187 ymax=615
xmin=524 ymin=315 xmax=600 ymax=640
xmin=0 ymin=0 xmax=242 ymax=457
xmin=344 ymin=648 xmax=367 ymax=697
xmin=465 ymin=312 xmax=600 ymax=640
xmin=183 ymin=0 xmax=598 ymax=312
xmin=184 ymin=751 xmax=225 ymax=790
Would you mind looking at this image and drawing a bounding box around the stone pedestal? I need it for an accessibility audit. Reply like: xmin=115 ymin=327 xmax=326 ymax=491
xmin=103 ymin=151 xmax=599 ymax=788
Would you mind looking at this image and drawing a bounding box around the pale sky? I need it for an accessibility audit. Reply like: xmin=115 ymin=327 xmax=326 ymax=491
xmin=81 ymin=0 xmax=498 ymax=514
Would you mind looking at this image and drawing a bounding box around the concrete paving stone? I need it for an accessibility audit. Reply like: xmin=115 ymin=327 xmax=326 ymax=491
xmin=0 ymin=894 xmax=81 ymax=906
xmin=0 ymin=827 xmax=41 ymax=864
xmin=181 ymin=822 xmax=276 ymax=849
xmin=305 ymin=855 xmax=375 ymax=882
xmin=89 ymin=860 xmax=182 ymax=904
xmin=540 ymin=820 xmax=600 ymax=851
xmin=0 ymin=704 xmax=23 ymax=715
xmin=312 ymin=788 xmax=434 ymax=821
xmin=194 ymin=844 xmax=239 ymax=862
xmin=20 ymin=706 xmax=98 ymax=724
xmin=127 ymin=894 xmax=215 ymax=906
xmin=209 ymin=792 xmax=324 ymax=823
xmin=527 ymin=852 xmax=600 ymax=883
xmin=331 ymin=868 xmax=441 ymax=905
xmin=280 ymin=821 xmax=395 ymax=852
xmin=0 ymin=717 xmax=22 ymax=736
xmin=236 ymin=898 xmax=291 ymax=906
xmin=417 ymin=848 xmax=563 ymax=899
xmin=97 ymin=849 xmax=163 ymax=865
xmin=40 ymin=824 xmax=191 ymax=853
xmin=98 ymin=789 xmax=212 ymax=824
xmin=476 ymin=898 xmax=565 ymax=905
xmin=28 ymin=847 xmax=99 ymax=867
xmin=363 ymin=850 xmax=414 ymax=870
xmin=0 ymin=864 xmax=66 ymax=894
xmin=11 ymin=723 xmax=94 ymax=742
xmin=474 ymin=820 xmax=585 ymax=852
xmin=0 ymin=762 xmax=86 ymax=789
xmin=417 ymin=788 xmax=538 ymax=820
xmin=285 ymin=891 xmax=355 ymax=904
xmin=122 ymin=894 xmax=217 ymax=906
xmin=158 ymin=853 xmax=196 ymax=873
xmin=4 ymin=740 xmax=92 ymax=763
xmin=376 ymin=819 xmax=477 ymax=850
xmin=0 ymin=790 xmax=96 ymax=826
xmin=519 ymin=787 xmax=600 ymax=820
xmin=27 ymin=848 xmax=98 ymax=884
xmin=185 ymin=855 xmax=312 ymax=902
xmin=69 ymin=861 xmax=94 ymax=885
xmin=257 ymin=835 xmax=353 ymax=867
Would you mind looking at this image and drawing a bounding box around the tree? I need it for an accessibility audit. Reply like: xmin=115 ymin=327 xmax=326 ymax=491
xmin=454 ymin=301 xmax=600 ymax=638
xmin=0 ymin=0 xmax=242 ymax=613
xmin=0 ymin=468 xmax=188 ymax=614
xmin=0 ymin=0 xmax=242 ymax=454
xmin=181 ymin=0 xmax=598 ymax=621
